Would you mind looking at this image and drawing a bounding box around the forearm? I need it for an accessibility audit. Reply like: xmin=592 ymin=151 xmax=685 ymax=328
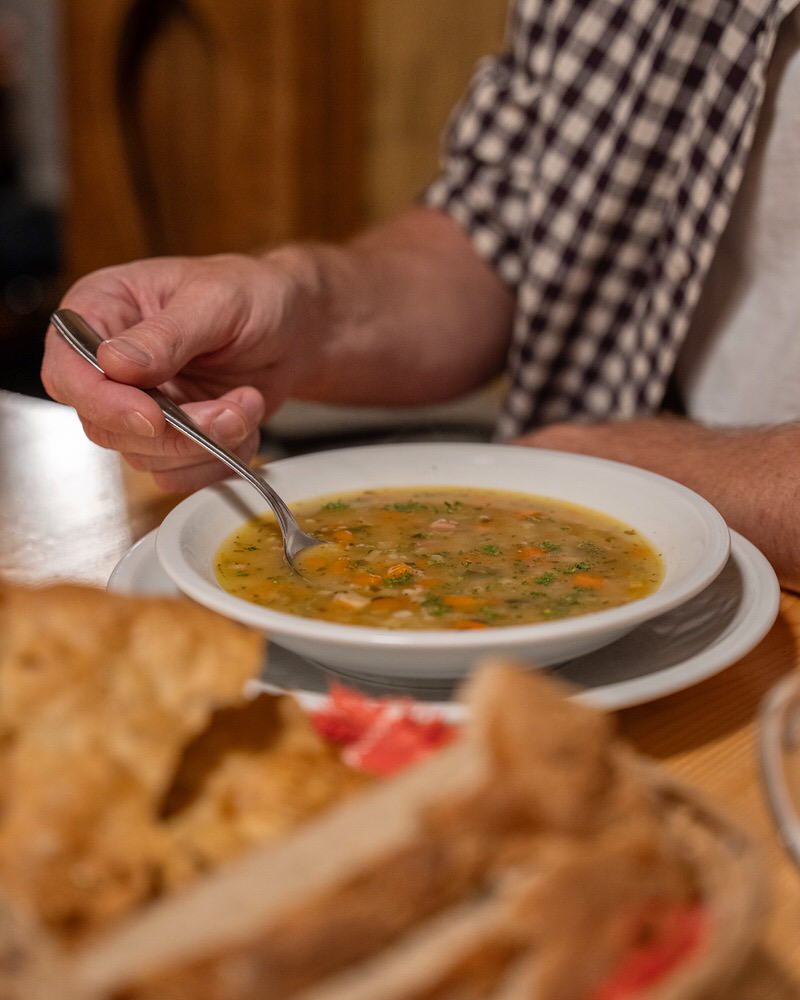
xmin=518 ymin=417 xmax=800 ymax=592
xmin=267 ymin=206 xmax=515 ymax=406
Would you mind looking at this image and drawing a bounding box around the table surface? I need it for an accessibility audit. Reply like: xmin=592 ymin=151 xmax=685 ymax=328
xmin=1 ymin=389 xmax=798 ymax=996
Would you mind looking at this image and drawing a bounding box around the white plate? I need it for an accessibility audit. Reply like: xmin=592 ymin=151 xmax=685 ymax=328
xmin=109 ymin=527 xmax=779 ymax=714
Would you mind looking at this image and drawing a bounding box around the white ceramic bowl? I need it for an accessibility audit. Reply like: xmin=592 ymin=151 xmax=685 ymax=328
xmin=155 ymin=443 xmax=731 ymax=682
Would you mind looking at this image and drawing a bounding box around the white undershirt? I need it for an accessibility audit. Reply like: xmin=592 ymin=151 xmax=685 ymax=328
xmin=676 ymin=7 xmax=800 ymax=427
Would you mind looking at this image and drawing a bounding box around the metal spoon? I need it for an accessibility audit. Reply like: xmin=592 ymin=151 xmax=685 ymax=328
xmin=50 ymin=308 xmax=323 ymax=570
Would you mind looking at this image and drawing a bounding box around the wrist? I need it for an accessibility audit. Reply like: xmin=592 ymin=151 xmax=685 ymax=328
xmin=262 ymin=241 xmax=370 ymax=397
xmin=261 ymin=243 xmax=328 ymax=337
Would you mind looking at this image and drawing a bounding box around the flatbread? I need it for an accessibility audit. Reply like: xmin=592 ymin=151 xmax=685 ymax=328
xmin=0 ymin=583 xmax=365 ymax=941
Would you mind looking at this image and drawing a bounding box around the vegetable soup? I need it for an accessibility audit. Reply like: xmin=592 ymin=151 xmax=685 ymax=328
xmin=215 ymin=487 xmax=663 ymax=630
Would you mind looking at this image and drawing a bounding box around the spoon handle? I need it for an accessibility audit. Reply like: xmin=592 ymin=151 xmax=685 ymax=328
xmin=50 ymin=309 xmax=306 ymax=549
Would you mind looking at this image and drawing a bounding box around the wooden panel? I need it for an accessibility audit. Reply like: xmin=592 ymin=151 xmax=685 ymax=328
xmin=116 ymin=0 xmax=217 ymax=255
xmin=60 ymin=0 xmax=506 ymax=282
xmin=361 ymin=0 xmax=507 ymax=221
xmin=61 ymin=0 xmax=363 ymax=280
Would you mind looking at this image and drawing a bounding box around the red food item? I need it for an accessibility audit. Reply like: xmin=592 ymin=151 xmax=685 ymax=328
xmin=590 ymin=903 xmax=706 ymax=1000
xmin=309 ymin=683 xmax=386 ymax=746
xmin=309 ymin=684 xmax=459 ymax=776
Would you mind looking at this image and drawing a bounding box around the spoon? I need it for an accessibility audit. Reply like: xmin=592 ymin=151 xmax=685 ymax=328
xmin=50 ymin=308 xmax=323 ymax=570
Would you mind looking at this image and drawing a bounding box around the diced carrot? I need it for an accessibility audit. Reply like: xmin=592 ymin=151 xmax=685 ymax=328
xmin=517 ymin=545 xmax=545 ymax=560
xmin=351 ymin=571 xmax=382 ymax=587
xmin=333 ymin=528 xmax=354 ymax=544
xmin=572 ymin=573 xmax=606 ymax=589
xmin=329 ymin=556 xmax=352 ymax=576
xmin=443 ymin=595 xmax=481 ymax=610
xmin=298 ymin=552 xmax=331 ymax=571
xmin=385 ymin=562 xmax=414 ymax=579
xmin=452 ymin=619 xmax=489 ymax=630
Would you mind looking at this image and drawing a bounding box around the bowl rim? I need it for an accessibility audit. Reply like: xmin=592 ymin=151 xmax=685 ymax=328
xmin=155 ymin=442 xmax=732 ymax=651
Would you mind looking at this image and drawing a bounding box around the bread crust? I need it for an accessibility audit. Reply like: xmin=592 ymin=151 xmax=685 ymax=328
xmin=71 ymin=662 xmax=766 ymax=1000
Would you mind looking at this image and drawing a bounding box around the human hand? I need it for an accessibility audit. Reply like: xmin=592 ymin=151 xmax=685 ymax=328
xmin=42 ymin=252 xmax=318 ymax=492
xmin=516 ymin=417 xmax=800 ymax=591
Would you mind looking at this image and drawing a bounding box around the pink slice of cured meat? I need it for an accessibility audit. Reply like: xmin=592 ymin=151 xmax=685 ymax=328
xmin=309 ymin=683 xmax=459 ymax=776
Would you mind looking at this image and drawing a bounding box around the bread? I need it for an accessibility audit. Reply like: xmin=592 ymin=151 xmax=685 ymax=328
xmin=68 ymin=662 xmax=766 ymax=1000
xmin=0 ymin=583 xmax=767 ymax=998
xmin=0 ymin=583 xmax=367 ymax=942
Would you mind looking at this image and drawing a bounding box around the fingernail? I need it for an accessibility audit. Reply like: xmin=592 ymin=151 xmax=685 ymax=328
xmin=211 ymin=408 xmax=247 ymax=441
xmin=124 ymin=411 xmax=156 ymax=437
xmin=105 ymin=337 xmax=152 ymax=367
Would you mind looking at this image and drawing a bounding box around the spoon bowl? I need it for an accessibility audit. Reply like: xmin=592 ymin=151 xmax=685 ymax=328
xmin=50 ymin=308 xmax=323 ymax=570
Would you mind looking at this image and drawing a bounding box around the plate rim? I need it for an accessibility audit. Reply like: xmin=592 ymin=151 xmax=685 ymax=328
xmin=107 ymin=526 xmax=779 ymax=714
xmin=153 ymin=444 xmax=732 ymax=658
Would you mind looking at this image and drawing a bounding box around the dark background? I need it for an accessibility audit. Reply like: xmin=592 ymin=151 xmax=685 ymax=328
xmin=0 ymin=2 xmax=61 ymax=398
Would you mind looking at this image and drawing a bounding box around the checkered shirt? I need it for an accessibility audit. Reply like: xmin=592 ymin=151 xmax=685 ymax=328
xmin=423 ymin=0 xmax=799 ymax=439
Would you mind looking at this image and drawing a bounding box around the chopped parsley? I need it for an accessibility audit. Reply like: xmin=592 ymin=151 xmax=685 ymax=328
xmin=564 ymin=561 xmax=591 ymax=574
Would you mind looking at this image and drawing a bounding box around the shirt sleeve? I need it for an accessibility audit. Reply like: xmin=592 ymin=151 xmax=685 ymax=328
xmin=421 ymin=45 xmax=543 ymax=289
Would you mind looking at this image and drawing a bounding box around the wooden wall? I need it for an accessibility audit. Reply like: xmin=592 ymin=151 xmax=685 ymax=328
xmin=360 ymin=1 xmax=507 ymax=221
xmin=60 ymin=0 xmax=507 ymax=282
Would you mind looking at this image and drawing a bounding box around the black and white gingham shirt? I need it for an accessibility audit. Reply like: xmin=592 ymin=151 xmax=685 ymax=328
xmin=423 ymin=0 xmax=799 ymax=439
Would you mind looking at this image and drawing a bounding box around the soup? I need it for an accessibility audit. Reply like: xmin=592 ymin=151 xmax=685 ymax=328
xmin=215 ymin=487 xmax=663 ymax=630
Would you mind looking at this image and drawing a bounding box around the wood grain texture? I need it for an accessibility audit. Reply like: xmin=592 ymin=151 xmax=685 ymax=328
xmin=61 ymin=0 xmax=364 ymax=280
xmin=60 ymin=0 xmax=507 ymax=280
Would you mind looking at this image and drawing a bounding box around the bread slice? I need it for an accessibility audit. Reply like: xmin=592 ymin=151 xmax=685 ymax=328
xmin=60 ymin=661 xmax=766 ymax=1000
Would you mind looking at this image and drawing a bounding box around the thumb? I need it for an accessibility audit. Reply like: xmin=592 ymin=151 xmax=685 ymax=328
xmin=97 ymin=308 xmax=230 ymax=387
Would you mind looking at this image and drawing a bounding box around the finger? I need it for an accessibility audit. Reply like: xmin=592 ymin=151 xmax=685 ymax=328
xmin=80 ymin=386 xmax=265 ymax=460
xmin=150 ymin=464 xmax=230 ymax=493
xmin=95 ymin=275 xmax=252 ymax=388
xmin=122 ymin=425 xmax=262 ymax=473
xmin=51 ymin=258 xmax=211 ymax=390
xmin=147 ymin=444 xmax=262 ymax=493
xmin=42 ymin=328 xmax=167 ymax=438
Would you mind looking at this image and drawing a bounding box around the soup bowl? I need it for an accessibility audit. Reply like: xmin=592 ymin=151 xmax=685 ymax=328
xmin=155 ymin=442 xmax=731 ymax=682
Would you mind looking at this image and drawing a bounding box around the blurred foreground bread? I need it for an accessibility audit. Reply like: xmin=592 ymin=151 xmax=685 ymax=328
xmin=0 ymin=583 xmax=767 ymax=999
xmin=0 ymin=582 xmax=368 ymax=942
xmin=74 ymin=668 xmax=766 ymax=1000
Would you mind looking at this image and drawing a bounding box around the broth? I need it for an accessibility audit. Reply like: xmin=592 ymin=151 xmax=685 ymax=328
xmin=215 ymin=487 xmax=663 ymax=630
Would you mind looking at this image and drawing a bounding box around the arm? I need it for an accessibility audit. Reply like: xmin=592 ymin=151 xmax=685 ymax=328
xmin=279 ymin=206 xmax=514 ymax=406
xmin=517 ymin=417 xmax=800 ymax=591
xmin=42 ymin=206 xmax=513 ymax=492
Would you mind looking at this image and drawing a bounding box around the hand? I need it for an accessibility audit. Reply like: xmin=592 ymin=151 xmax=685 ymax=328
xmin=42 ymin=208 xmax=514 ymax=492
xmin=516 ymin=417 xmax=800 ymax=591
xmin=42 ymin=252 xmax=318 ymax=492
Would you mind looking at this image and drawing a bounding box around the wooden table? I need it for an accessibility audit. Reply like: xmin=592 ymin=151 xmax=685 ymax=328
xmin=1 ymin=389 xmax=798 ymax=995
